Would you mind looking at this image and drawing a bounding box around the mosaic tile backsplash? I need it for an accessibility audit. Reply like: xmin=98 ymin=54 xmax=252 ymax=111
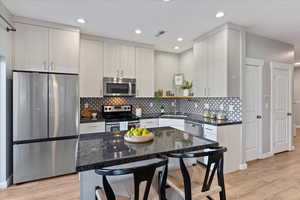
xmin=80 ymin=97 xmax=242 ymax=121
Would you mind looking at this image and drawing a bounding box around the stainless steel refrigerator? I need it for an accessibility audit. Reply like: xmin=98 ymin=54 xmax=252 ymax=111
xmin=13 ymin=71 xmax=79 ymax=184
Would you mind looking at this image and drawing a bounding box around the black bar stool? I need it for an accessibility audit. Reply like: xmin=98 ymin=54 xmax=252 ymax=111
xmin=95 ymin=156 xmax=168 ymax=200
xmin=166 ymin=146 xmax=227 ymax=200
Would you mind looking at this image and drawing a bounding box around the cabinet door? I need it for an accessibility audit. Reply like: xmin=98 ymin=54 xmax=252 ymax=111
xmin=193 ymin=41 xmax=207 ymax=97
xmin=49 ymin=29 xmax=80 ymax=74
xmin=120 ymin=45 xmax=135 ymax=78
xmin=13 ymin=23 xmax=49 ymax=72
xmin=136 ymin=47 xmax=154 ymax=97
xmin=103 ymin=41 xmax=120 ymax=77
xmin=208 ymin=30 xmax=227 ymax=97
xmin=80 ymin=39 xmax=104 ymax=97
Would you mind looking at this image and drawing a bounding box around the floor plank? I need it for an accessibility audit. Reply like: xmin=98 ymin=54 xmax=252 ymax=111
xmin=1 ymin=131 xmax=300 ymax=200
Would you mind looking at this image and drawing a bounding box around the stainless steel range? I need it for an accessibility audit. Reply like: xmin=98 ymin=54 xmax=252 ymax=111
xmin=102 ymin=105 xmax=140 ymax=132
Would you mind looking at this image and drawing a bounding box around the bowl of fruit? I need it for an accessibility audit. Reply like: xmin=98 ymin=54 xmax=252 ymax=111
xmin=124 ymin=128 xmax=154 ymax=143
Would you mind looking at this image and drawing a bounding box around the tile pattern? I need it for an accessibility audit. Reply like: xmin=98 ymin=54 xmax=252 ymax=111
xmin=80 ymin=97 xmax=242 ymax=121
xmin=179 ymin=97 xmax=242 ymax=121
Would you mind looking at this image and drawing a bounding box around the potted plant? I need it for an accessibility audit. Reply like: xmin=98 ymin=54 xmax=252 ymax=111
xmin=181 ymin=81 xmax=192 ymax=96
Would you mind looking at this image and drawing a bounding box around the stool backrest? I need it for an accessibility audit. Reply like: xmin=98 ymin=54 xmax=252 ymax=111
xmin=95 ymin=157 xmax=168 ymax=200
xmin=167 ymin=146 xmax=227 ymax=200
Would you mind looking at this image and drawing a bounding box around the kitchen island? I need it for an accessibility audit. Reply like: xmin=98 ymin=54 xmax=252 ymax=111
xmin=76 ymin=127 xmax=218 ymax=200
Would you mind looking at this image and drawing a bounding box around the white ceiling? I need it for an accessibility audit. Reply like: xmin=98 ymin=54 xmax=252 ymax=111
xmin=2 ymin=0 xmax=300 ymax=61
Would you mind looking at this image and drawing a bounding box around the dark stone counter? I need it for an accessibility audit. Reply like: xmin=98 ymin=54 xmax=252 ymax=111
xmin=76 ymin=127 xmax=218 ymax=172
xmin=80 ymin=112 xmax=242 ymax=126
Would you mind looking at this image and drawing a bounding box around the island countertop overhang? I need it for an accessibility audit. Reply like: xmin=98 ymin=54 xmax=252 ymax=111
xmin=76 ymin=127 xmax=218 ymax=172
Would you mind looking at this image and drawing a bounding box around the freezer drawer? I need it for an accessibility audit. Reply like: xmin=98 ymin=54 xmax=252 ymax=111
xmin=13 ymin=72 xmax=48 ymax=141
xmin=13 ymin=138 xmax=77 ymax=184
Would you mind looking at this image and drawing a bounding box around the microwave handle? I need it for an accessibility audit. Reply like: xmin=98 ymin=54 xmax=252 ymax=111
xmin=129 ymin=82 xmax=132 ymax=95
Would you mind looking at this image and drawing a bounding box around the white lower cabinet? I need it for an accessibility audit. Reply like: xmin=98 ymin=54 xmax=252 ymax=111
xmin=203 ymin=124 xmax=243 ymax=173
xmin=80 ymin=122 xmax=105 ymax=134
xmin=159 ymin=118 xmax=185 ymax=131
xmin=140 ymin=119 xmax=159 ymax=129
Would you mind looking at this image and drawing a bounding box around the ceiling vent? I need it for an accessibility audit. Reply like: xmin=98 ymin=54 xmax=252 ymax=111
xmin=155 ymin=30 xmax=167 ymax=37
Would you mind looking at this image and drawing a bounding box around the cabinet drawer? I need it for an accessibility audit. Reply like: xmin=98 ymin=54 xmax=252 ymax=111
xmin=80 ymin=122 xmax=105 ymax=134
xmin=203 ymin=124 xmax=217 ymax=141
xmin=140 ymin=119 xmax=159 ymax=128
xmin=159 ymin=118 xmax=185 ymax=131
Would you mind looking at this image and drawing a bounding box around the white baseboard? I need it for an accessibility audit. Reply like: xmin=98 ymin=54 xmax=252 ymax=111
xmin=0 ymin=175 xmax=12 ymax=189
xmin=239 ymin=163 xmax=247 ymax=170
xmin=295 ymin=125 xmax=300 ymax=129
xmin=259 ymin=152 xmax=274 ymax=159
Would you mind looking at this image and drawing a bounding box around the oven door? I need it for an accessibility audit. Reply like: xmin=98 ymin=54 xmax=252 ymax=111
xmin=106 ymin=122 xmax=121 ymax=133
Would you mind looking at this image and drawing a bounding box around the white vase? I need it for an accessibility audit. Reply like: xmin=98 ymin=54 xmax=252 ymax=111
xmin=183 ymin=89 xmax=189 ymax=96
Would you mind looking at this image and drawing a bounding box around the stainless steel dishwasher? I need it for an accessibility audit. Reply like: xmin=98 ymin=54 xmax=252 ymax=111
xmin=184 ymin=120 xmax=204 ymax=137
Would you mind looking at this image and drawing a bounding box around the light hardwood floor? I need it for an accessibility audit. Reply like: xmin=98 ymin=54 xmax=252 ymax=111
xmin=1 ymin=131 xmax=300 ymax=200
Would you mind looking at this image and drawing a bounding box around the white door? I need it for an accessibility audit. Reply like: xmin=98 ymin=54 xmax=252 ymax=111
xmin=103 ymin=41 xmax=120 ymax=77
xmin=135 ymin=47 xmax=154 ymax=97
xmin=79 ymin=39 xmax=104 ymax=97
xmin=13 ymin=23 xmax=49 ymax=72
xmin=49 ymin=29 xmax=80 ymax=74
xmin=243 ymin=58 xmax=263 ymax=161
xmin=271 ymin=62 xmax=293 ymax=154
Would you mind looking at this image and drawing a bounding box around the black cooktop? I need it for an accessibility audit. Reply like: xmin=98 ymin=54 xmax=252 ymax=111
xmin=102 ymin=113 xmax=139 ymax=123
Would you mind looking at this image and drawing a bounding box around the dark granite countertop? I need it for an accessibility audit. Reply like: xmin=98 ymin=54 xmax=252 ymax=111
xmin=76 ymin=127 xmax=218 ymax=172
xmin=80 ymin=117 xmax=105 ymax=123
xmin=139 ymin=113 xmax=242 ymax=126
xmin=80 ymin=112 xmax=241 ymax=126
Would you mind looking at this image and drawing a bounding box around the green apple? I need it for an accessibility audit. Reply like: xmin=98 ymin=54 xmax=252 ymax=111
xmin=142 ymin=129 xmax=149 ymax=135
xmin=133 ymin=130 xmax=141 ymax=136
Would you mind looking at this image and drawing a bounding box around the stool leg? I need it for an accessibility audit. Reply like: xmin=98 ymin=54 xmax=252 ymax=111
xmin=217 ymin=157 xmax=226 ymax=200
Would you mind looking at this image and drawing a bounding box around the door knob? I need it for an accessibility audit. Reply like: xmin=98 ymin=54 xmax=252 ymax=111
xmin=257 ymin=115 xmax=262 ymax=119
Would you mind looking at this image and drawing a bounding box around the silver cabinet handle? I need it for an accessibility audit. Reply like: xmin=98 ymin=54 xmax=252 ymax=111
xmin=43 ymin=61 xmax=47 ymax=70
xmin=287 ymin=113 xmax=293 ymax=116
xmin=50 ymin=62 xmax=54 ymax=71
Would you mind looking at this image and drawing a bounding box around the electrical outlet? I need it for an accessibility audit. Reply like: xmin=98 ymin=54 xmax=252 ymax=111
xmin=219 ymin=104 xmax=224 ymax=111
xmin=229 ymin=105 xmax=234 ymax=112
xmin=204 ymin=104 xmax=209 ymax=109
xmin=150 ymin=102 xmax=153 ymax=107
xmin=194 ymin=103 xmax=198 ymax=108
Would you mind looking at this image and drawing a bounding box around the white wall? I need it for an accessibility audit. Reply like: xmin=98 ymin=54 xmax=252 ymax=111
xmin=154 ymin=51 xmax=179 ymax=91
xmin=294 ymin=67 xmax=300 ymax=127
xmin=245 ymin=32 xmax=295 ymax=154
xmin=0 ymin=2 xmax=13 ymax=188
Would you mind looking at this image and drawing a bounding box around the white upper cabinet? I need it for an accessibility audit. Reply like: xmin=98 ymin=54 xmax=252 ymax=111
xmin=193 ymin=25 xmax=242 ymax=97
xmin=80 ymin=39 xmax=104 ymax=97
xmin=13 ymin=22 xmax=80 ymax=74
xmin=13 ymin=23 xmax=49 ymax=72
xmin=136 ymin=47 xmax=154 ymax=97
xmin=49 ymin=29 xmax=80 ymax=74
xmin=103 ymin=41 xmax=120 ymax=77
xmin=193 ymin=40 xmax=207 ymax=97
xmin=103 ymin=41 xmax=135 ymax=78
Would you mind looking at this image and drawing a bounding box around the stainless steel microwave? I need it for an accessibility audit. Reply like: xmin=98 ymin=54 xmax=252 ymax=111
xmin=103 ymin=77 xmax=136 ymax=97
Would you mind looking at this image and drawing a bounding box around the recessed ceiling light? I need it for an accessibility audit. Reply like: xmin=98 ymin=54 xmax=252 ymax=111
xmin=77 ymin=18 xmax=86 ymax=24
xmin=163 ymin=0 xmax=171 ymax=2
xmin=174 ymin=46 xmax=180 ymax=50
xmin=135 ymin=29 xmax=142 ymax=34
xmin=216 ymin=11 xmax=225 ymax=18
xmin=177 ymin=37 xmax=183 ymax=42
